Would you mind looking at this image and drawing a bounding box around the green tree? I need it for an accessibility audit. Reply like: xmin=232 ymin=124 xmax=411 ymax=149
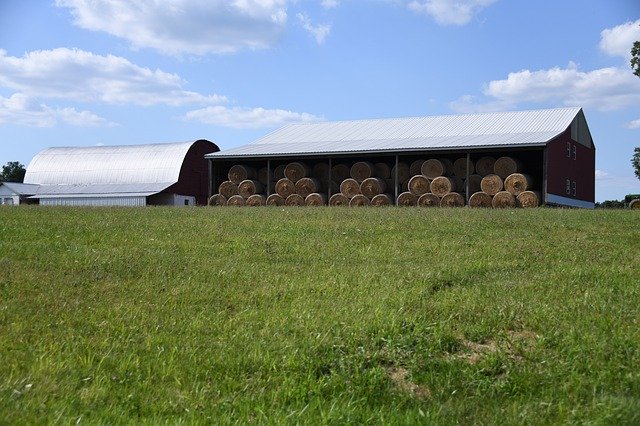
xmin=633 ymin=147 xmax=640 ymax=181
xmin=632 ymin=39 xmax=640 ymax=77
xmin=0 ymin=161 xmax=26 ymax=183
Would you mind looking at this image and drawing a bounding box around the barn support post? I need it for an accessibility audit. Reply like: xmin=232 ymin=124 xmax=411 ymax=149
xmin=465 ymin=152 xmax=471 ymax=205
xmin=542 ymin=147 xmax=548 ymax=205
xmin=394 ymin=154 xmax=399 ymax=206
xmin=266 ymin=159 xmax=271 ymax=196
xmin=208 ymin=159 xmax=213 ymax=199
xmin=328 ymin=157 xmax=333 ymax=198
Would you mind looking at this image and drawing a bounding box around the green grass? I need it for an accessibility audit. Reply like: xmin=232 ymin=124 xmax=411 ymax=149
xmin=0 ymin=206 xmax=639 ymax=424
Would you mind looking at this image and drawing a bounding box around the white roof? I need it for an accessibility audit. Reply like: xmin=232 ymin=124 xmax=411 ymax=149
xmin=24 ymin=141 xmax=195 ymax=185
xmin=207 ymin=107 xmax=583 ymax=158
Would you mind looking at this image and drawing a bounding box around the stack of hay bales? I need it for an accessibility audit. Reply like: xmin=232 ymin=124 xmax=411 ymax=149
xmin=329 ymin=161 xmax=394 ymax=207
xmin=470 ymin=156 xmax=541 ymax=208
xmin=396 ymin=158 xmax=466 ymax=207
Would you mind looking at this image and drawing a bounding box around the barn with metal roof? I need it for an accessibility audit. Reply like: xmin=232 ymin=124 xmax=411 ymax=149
xmin=205 ymin=107 xmax=595 ymax=208
xmin=24 ymin=139 xmax=218 ymax=206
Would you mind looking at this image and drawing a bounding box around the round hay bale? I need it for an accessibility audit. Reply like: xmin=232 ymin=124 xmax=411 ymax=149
xmin=421 ymin=159 xmax=445 ymax=179
xmin=360 ymin=177 xmax=386 ymax=198
xmin=275 ymin=178 xmax=296 ymax=198
xmin=391 ymin=162 xmax=410 ymax=183
xmin=465 ymin=174 xmax=482 ymax=195
xmin=305 ymin=193 xmax=327 ymax=206
xmin=504 ymin=173 xmax=533 ymax=196
xmin=350 ymin=161 xmax=375 ymax=182
xmin=218 ymin=180 xmax=238 ymax=198
xmin=417 ymin=193 xmax=440 ymax=207
xmin=480 ymin=174 xmax=503 ymax=196
xmin=453 ymin=157 xmax=475 ymax=177
xmin=492 ymin=191 xmax=516 ymax=208
xmin=238 ymin=180 xmax=263 ymax=198
xmin=374 ymin=162 xmax=391 ymax=179
xmin=228 ymin=165 xmax=255 ymax=184
xmin=349 ymin=194 xmax=371 ymax=207
xmin=408 ymin=175 xmax=431 ymax=196
xmin=629 ymin=199 xmax=640 ymax=209
xmin=494 ymin=156 xmax=522 ymax=179
xmin=329 ymin=193 xmax=350 ymax=206
xmin=440 ymin=158 xmax=454 ymax=176
xmin=266 ymin=193 xmax=285 ymax=206
xmin=295 ymin=177 xmax=322 ymax=198
xmin=227 ymin=195 xmax=245 ymax=206
xmin=284 ymin=162 xmax=309 ymax=182
xmin=371 ymin=193 xmax=393 ymax=206
xmin=340 ymin=178 xmax=361 ymax=199
xmin=285 ymin=194 xmax=305 ymax=206
xmin=246 ymin=194 xmax=266 ymax=206
xmin=430 ymin=176 xmax=455 ymax=197
xmin=409 ymin=159 xmax=426 ymax=176
xmin=441 ymin=192 xmax=465 ymax=207
xmin=257 ymin=167 xmax=271 ymax=185
xmin=476 ymin=156 xmax=496 ymax=177
xmin=516 ymin=191 xmax=541 ymax=208
xmin=468 ymin=191 xmax=493 ymax=208
xmin=312 ymin=162 xmax=331 ymax=181
xmin=274 ymin=164 xmax=286 ymax=180
xmin=331 ymin=164 xmax=351 ymax=183
xmin=208 ymin=194 xmax=227 ymax=206
xmin=397 ymin=191 xmax=418 ymax=206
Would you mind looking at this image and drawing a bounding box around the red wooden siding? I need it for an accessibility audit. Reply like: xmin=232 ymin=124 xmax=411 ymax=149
xmin=546 ymin=129 xmax=595 ymax=203
xmin=165 ymin=139 xmax=219 ymax=205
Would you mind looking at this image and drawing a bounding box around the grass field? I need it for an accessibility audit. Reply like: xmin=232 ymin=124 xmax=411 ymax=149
xmin=1 ymin=206 xmax=639 ymax=424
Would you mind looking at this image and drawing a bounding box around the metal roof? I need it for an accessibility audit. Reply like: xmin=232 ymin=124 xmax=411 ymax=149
xmin=31 ymin=182 xmax=172 ymax=198
xmin=206 ymin=107 xmax=582 ymax=159
xmin=0 ymin=182 xmax=40 ymax=195
xmin=24 ymin=141 xmax=196 ymax=185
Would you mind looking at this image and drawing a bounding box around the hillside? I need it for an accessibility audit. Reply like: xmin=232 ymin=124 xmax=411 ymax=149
xmin=1 ymin=206 xmax=638 ymax=423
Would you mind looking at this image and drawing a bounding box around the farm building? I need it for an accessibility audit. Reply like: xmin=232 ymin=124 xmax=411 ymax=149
xmin=205 ymin=107 xmax=595 ymax=208
xmin=24 ymin=139 xmax=218 ymax=206
xmin=0 ymin=182 xmax=39 ymax=205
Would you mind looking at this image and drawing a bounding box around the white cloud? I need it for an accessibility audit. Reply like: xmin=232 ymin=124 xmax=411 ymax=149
xmin=627 ymin=119 xmax=640 ymax=129
xmin=0 ymin=93 xmax=114 ymax=127
xmin=183 ymin=105 xmax=322 ymax=128
xmin=407 ymin=0 xmax=497 ymax=26
xmin=321 ymin=0 xmax=339 ymax=9
xmin=599 ymin=19 xmax=640 ymax=59
xmin=595 ymin=169 xmax=610 ymax=179
xmin=297 ymin=13 xmax=331 ymax=45
xmin=0 ymin=48 xmax=226 ymax=106
xmin=450 ymin=62 xmax=640 ymax=113
xmin=55 ymin=0 xmax=289 ymax=56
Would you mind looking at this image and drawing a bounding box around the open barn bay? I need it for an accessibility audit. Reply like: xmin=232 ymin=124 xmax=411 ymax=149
xmin=0 ymin=207 xmax=638 ymax=423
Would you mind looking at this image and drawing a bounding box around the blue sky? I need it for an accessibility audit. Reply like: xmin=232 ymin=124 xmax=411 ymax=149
xmin=1 ymin=0 xmax=639 ymax=201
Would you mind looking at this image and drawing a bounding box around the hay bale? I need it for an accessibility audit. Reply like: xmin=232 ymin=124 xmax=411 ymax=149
xmin=275 ymin=178 xmax=296 ymax=198
xmin=360 ymin=177 xmax=386 ymax=198
xmin=274 ymin=164 xmax=286 ymax=180
xmin=410 ymin=159 xmax=426 ymax=176
xmin=452 ymin=176 xmax=464 ymax=194
xmin=516 ymin=191 xmax=541 ymax=208
xmin=371 ymin=193 xmax=393 ymax=206
xmin=295 ymin=177 xmax=322 ymax=198
xmin=494 ymin=156 xmax=522 ymax=179
xmin=227 ymin=195 xmax=245 ymax=206
xmin=468 ymin=191 xmax=493 ymax=208
xmin=397 ymin=191 xmax=418 ymax=206
xmin=238 ymin=180 xmax=263 ymax=198
xmin=208 ymin=194 xmax=227 ymax=206
xmin=417 ymin=193 xmax=440 ymax=207
xmin=266 ymin=193 xmax=285 ymax=206
xmin=228 ymin=165 xmax=255 ymax=184
xmin=408 ymin=175 xmax=431 ymax=196
xmin=492 ymin=191 xmax=516 ymax=208
xmin=351 ymin=161 xmax=375 ymax=182
xmin=312 ymin=162 xmax=331 ymax=181
xmin=441 ymin=192 xmax=465 ymax=207
xmin=475 ymin=156 xmax=496 ymax=177
xmin=257 ymin=167 xmax=271 ymax=185
xmin=329 ymin=193 xmax=350 ymax=206
xmin=629 ymin=199 xmax=640 ymax=209
xmin=284 ymin=162 xmax=309 ymax=182
xmin=331 ymin=164 xmax=351 ymax=183
xmin=305 ymin=193 xmax=327 ymax=206
xmin=421 ymin=159 xmax=445 ymax=179
xmin=340 ymin=178 xmax=361 ymax=199
xmin=480 ymin=174 xmax=503 ymax=196
xmin=453 ymin=157 xmax=475 ymax=177
xmin=349 ymin=194 xmax=371 ymax=207
xmin=374 ymin=162 xmax=391 ymax=179
xmin=440 ymin=158 xmax=454 ymax=176
xmin=504 ymin=173 xmax=533 ymax=196
xmin=285 ymin=194 xmax=305 ymax=206
xmin=466 ymin=174 xmax=482 ymax=194
xmin=218 ymin=181 xmax=238 ymax=198
xmin=246 ymin=194 xmax=266 ymax=206
xmin=430 ymin=176 xmax=455 ymax=197
xmin=391 ymin=162 xmax=410 ymax=183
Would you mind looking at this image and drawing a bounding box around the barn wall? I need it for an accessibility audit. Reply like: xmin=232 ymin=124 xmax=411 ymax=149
xmin=165 ymin=139 xmax=219 ymax=205
xmin=546 ymin=128 xmax=595 ymax=207
xmin=40 ymin=197 xmax=147 ymax=206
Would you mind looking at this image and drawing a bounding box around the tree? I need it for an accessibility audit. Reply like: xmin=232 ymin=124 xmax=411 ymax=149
xmin=632 ymin=39 xmax=640 ymax=77
xmin=633 ymin=147 xmax=640 ymax=181
xmin=0 ymin=161 xmax=26 ymax=183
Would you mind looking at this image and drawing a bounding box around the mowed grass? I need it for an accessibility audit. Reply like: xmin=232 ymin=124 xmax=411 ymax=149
xmin=0 ymin=206 xmax=639 ymax=424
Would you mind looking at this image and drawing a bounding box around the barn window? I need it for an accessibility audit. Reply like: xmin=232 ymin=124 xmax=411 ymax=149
xmin=184 ymin=199 xmax=189 ymax=206
xmin=572 ymin=181 xmax=577 ymax=196
xmin=572 ymin=145 xmax=577 ymax=160
xmin=566 ymin=179 xmax=571 ymax=195
xmin=566 ymin=142 xmax=571 ymax=157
